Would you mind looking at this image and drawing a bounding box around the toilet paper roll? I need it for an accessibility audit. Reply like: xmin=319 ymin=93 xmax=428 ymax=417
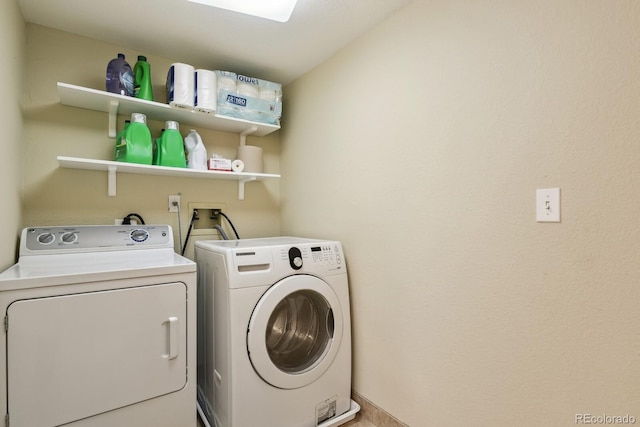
xmin=237 ymin=145 xmax=263 ymax=174
xmin=231 ymin=159 xmax=245 ymax=173
xmin=194 ymin=69 xmax=217 ymax=113
xmin=166 ymin=63 xmax=195 ymax=109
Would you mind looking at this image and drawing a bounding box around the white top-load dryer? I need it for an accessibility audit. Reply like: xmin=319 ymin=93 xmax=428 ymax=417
xmin=196 ymin=237 xmax=359 ymax=427
xmin=0 ymin=225 xmax=197 ymax=427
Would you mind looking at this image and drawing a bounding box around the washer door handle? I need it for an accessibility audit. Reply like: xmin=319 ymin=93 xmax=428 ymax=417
xmin=326 ymin=308 xmax=335 ymax=339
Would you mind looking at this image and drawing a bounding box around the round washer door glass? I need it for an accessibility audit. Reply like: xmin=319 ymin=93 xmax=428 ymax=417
xmin=247 ymin=275 xmax=344 ymax=389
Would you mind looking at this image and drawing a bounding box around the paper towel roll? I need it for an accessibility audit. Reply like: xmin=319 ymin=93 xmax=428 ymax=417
xmin=218 ymin=75 xmax=237 ymax=92
xmin=237 ymin=145 xmax=263 ymax=173
xmin=231 ymin=159 xmax=245 ymax=173
xmin=237 ymin=82 xmax=259 ymax=98
xmin=166 ymin=63 xmax=195 ymax=109
xmin=195 ymin=69 xmax=217 ymax=113
xmin=259 ymin=88 xmax=277 ymax=101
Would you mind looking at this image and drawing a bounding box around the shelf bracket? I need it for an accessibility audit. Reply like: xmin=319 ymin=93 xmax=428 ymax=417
xmin=238 ymin=176 xmax=257 ymax=200
xmin=239 ymin=126 xmax=258 ymax=146
xmin=107 ymin=165 xmax=117 ymax=197
xmin=108 ymin=100 xmax=120 ymax=139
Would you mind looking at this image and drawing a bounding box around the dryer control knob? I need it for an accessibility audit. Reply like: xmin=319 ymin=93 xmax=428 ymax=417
xmin=288 ymin=247 xmax=303 ymax=270
xmin=130 ymin=229 xmax=149 ymax=243
xmin=37 ymin=232 xmax=55 ymax=245
xmin=61 ymin=232 xmax=78 ymax=244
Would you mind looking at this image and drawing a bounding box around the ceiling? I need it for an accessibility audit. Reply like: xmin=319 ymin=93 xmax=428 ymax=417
xmin=18 ymin=0 xmax=411 ymax=85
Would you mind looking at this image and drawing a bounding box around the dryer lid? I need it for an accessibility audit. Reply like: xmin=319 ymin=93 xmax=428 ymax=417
xmin=247 ymin=274 xmax=344 ymax=389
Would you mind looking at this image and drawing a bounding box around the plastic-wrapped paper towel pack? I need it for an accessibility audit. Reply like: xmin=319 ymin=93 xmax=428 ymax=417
xmin=215 ymin=71 xmax=282 ymax=126
xmin=165 ymin=64 xmax=283 ymax=126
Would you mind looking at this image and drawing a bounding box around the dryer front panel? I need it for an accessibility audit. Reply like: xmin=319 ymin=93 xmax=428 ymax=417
xmin=6 ymin=282 xmax=187 ymax=427
xmin=247 ymin=275 xmax=343 ymax=389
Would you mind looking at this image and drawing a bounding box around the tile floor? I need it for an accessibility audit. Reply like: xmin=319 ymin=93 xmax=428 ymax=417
xmin=196 ymin=412 xmax=378 ymax=427
xmin=195 ymin=391 xmax=392 ymax=427
xmin=342 ymin=414 xmax=377 ymax=426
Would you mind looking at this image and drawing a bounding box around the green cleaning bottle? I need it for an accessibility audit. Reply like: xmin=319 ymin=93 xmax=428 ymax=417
xmin=115 ymin=113 xmax=153 ymax=164
xmin=156 ymin=121 xmax=187 ymax=168
xmin=134 ymin=55 xmax=153 ymax=101
xmin=114 ymin=120 xmax=130 ymax=161
xmin=153 ymin=129 xmax=163 ymax=165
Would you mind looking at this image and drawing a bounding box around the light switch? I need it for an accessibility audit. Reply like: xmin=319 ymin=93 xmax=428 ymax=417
xmin=536 ymin=188 xmax=560 ymax=222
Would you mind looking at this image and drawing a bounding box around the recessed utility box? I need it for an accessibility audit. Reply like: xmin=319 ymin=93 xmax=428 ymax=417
xmin=187 ymin=202 xmax=226 ymax=235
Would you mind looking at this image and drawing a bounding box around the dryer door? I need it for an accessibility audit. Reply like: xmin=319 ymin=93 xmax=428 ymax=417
xmin=6 ymin=283 xmax=187 ymax=427
xmin=247 ymin=274 xmax=344 ymax=389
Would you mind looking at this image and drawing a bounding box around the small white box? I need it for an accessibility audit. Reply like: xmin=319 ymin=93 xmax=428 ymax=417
xmin=208 ymin=158 xmax=232 ymax=171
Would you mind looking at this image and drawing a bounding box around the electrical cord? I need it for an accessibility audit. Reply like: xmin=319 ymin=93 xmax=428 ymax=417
xmin=181 ymin=210 xmax=199 ymax=256
xmin=122 ymin=213 xmax=145 ymax=225
xmin=181 ymin=209 xmax=238 ymax=254
xmin=175 ymin=200 xmax=183 ymax=253
xmin=219 ymin=211 xmax=240 ymax=239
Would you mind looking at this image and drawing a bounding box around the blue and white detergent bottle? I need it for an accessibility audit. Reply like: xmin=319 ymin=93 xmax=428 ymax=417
xmin=106 ymin=53 xmax=134 ymax=96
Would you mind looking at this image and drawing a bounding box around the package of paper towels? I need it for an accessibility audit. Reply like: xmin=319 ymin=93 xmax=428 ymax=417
xmin=215 ymin=70 xmax=282 ymax=126
xmin=166 ymin=63 xmax=195 ymax=109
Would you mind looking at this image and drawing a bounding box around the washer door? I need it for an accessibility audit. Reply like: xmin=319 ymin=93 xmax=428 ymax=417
xmin=247 ymin=275 xmax=343 ymax=389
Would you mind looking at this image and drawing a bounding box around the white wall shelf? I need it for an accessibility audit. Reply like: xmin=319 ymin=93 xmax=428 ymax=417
xmin=57 ymin=82 xmax=280 ymax=138
xmin=56 ymin=83 xmax=281 ymax=200
xmin=58 ymin=156 xmax=280 ymax=200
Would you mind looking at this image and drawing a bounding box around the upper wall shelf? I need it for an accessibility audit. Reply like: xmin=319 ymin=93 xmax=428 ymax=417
xmin=57 ymin=82 xmax=280 ymax=138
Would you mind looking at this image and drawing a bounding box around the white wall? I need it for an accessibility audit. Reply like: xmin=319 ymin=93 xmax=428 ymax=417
xmin=0 ymin=0 xmax=25 ymax=269
xmin=281 ymin=0 xmax=640 ymax=425
xmin=22 ymin=24 xmax=281 ymax=255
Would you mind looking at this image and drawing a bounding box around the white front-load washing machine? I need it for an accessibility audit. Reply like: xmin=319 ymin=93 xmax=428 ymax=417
xmin=195 ymin=237 xmax=359 ymax=427
xmin=0 ymin=225 xmax=197 ymax=427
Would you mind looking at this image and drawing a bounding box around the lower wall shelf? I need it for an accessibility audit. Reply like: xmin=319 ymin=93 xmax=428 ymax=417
xmin=57 ymin=156 xmax=280 ymax=200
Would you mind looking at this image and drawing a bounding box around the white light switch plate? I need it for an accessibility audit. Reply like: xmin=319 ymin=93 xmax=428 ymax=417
xmin=536 ymin=188 xmax=560 ymax=222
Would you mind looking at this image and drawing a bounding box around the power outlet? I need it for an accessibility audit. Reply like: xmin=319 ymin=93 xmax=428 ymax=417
xmin=169 ymin=195 xmax=181 ymax=213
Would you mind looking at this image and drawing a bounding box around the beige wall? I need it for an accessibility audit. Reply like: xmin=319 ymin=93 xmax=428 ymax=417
xmin=281 ymin=0 xmax=640 ymax=425
xmin=23 ymin=24 xmax=281 ymax=256
xmin=0 ymin=0 xmax=25 ymax=269
xmin=13 ymin=1 xmax=640 ymax=425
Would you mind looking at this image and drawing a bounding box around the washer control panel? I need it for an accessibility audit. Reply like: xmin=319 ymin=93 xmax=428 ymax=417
xmin=280 ymin=242 xmax=343 ymax=273
xmin=309 ymin=244 xmax=343 ymax=266
xmin=21 ymin=225 xmax=173 ymax=254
